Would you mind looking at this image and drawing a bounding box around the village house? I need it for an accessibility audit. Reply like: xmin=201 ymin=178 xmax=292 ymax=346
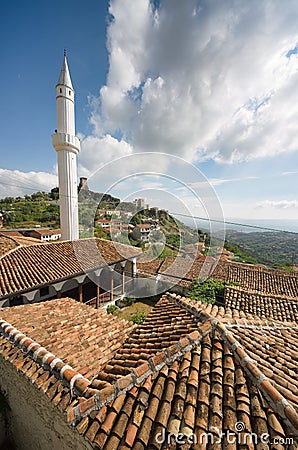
xmin=0 ymin=238 xmax=141 ymax=308
xmin=26 ymin=228 xmax=62 ymax=241
xmin=95 ymin=219 xmax=122 ymax=232
xmin=132 ymin=223 xmax=160 ymax=243
xmin=105 ymin=209 xmax=121 ymax=218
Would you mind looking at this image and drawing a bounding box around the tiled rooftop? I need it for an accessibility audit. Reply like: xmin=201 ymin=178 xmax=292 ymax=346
xmin=0 ymin=293 xmax=297 ymax=448
xmin=225 ymin=286 xmax=298 ymax=322
xmin=213 ymin=261 xmax=298 ymax=298
xmin=0 ymin=238 xmax=141 ymax=298
xmin=138 ymin=256 xmax=215 ymax=287
xmin=138 ymin=256 xmax=298 ymax=296
xmin=0 ymin=233 xmax=20 ymax=257
xmin=0 ymin=298 xmax=135 ymax=379
xmin=136 ymin=255 xmax=164 ymax=276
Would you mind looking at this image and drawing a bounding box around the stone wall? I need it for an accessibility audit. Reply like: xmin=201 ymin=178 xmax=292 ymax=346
xmin=0 ymin=415 xmax=6 ymax=447
xmin=0 ymin=356 xmax=93 ymax=450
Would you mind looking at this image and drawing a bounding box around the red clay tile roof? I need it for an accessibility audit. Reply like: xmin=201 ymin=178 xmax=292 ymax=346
xmin=213 ymin=261 xmax=298 ymax=298
xmin=138 ymin=256 xmax=215 ymax=287
xmin=0 ymin=233 xmax=20 ymax=257
xmin=0 ymin=293 xmax=297 ymax=448
xmin=137 ymin=255 xmax=164 ymax=276
xmin=225 ymin=286 xmax=298 ymax=322
xmin=0 ymin=238 xmax=141 ymax=299
xmin=0 ymin=231 xmax=42 ymax=247
xmin=30 ymin=228 xmax=61 ymax=236
xmin=0 ymin=298 xmax=136 ymax=379
xmin=139 ymin=256 xmax=298 ymax=295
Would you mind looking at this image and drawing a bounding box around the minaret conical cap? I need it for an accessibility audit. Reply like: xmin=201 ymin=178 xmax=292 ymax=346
xmin=57 ymin=50 xmax=73 ymax=89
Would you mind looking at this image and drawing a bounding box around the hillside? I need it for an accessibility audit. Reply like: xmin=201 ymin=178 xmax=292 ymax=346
xmin=4 ymin=189 xmax=296 ymax=269
xmin=0 ymin=188 xmax=120 ymax=230
xmin=0 ymin=190 xmax=60 ymax=228
xmin=225 ymin=230 xmax=298 ymax=269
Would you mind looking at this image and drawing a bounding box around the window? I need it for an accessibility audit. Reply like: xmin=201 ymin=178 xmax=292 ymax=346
xmin=60 ymin=88 xmax=62 ymax=93
xmin=69 ymin=90 xmax=71 ymax=96
xmin=40 ymin=286 xmax=49 ymax=297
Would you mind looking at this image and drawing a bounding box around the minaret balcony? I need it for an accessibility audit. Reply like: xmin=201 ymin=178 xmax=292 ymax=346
xmin=52 ymin=132 xmax=80 ymax=154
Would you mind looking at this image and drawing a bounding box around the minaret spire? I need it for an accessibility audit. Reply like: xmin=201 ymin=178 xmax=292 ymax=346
xmin=57 ymin=50 xmax=73 ymax=90
xmin=52 ymin=51 xmax=80 ymax=241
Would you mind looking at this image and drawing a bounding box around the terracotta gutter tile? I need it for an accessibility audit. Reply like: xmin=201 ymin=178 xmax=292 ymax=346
xmin=46 ymin=379 xmax=61 ymax=401
xmin=76 ymin=417 xmax=90 ymax=436
xmin=100 ymin=410 xmax=118 ymax=435
xmin=125 ymin=422 xmax=138 ymax=447
xmin=85 ymin=421 xmax=100 ymax=443
xmin=41 ymin=374 xmax=56 ymax=393
xmin=58 ymin=392 xmax=71 ymax=412
xmin=93 ymin=430 xmax=108 ymax=449
xmin=111 ymin=412 xmax=130 ymax=440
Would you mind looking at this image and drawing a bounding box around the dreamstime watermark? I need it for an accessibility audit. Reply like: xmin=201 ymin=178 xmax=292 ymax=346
xmin=155 ymin=422 xmax=294 ymax=446
xmin=77 ymin=152 xmax=225 ymax=298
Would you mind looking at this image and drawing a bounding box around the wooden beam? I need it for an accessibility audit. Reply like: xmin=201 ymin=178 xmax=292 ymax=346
xmin=110 ymin=275 xmax=114 ymax=302
xmin=78 ymin=283 xmax=83 ymax=303
xmin=96 ymin=284 xmax=100 ymax=309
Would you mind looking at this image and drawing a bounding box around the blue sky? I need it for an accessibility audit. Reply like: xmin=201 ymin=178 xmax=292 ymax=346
xmin=0 ymin=0 xmax=108 ymax=172
xmin=1 ymin=0 xmax=298 ymax=226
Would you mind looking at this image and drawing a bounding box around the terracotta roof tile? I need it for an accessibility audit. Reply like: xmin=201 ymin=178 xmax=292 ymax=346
xmin=138 ymin=255 xmax=298 ymax=295
xmin=1 ymin=292 xmax=298 ymax=448
xmin=0 ymin=233 xmax=20 ymax=257
xmin=213 ymin=261 xmax=298 ymax=298
xmin=225 ymin=285 xmax=298 ymax=322
xmin=2 ymin=231 xmax=42 ymax=246
xmin=0 ymin=238 xmax=141 ymax=298
xmin=0 ymin=298 xmax=135 ymax=384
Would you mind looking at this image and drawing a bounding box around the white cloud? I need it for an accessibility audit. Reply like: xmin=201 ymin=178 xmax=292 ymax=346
xmin=0 ymin=169 xmax=57 ymax=198
xmin=80 ymin=0 xmax=298 ymax=173
xmin=282 ymin=171 xmax=298 ymax=176
xmin=209 ymin=176 xmax=258 ymax=186
xmin=79 ymin=134 xmax=133 ymax=176
xmin=257 ymin=200 xmax=298 ymax=209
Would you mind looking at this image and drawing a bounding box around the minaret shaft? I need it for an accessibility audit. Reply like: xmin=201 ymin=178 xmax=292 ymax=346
xmin=52 ymin=53 xmax=80 ymax=241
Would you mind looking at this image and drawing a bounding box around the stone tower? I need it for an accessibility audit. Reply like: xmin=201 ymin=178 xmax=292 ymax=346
xmin=52 ymin=51 xmax=80 ymax=241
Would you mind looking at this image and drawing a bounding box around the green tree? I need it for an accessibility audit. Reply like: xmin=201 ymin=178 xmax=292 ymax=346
xmin=188 ymin=279 xmax=238 ymax=304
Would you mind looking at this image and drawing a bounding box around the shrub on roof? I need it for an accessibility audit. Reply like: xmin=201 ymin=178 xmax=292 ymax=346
xmin=131 ymin=309 xmax=147 ymax=324
xmin=106 ymin=304 xmax=119 ymax=315
xmin=188 ymin=278 xmax=238 ymax=304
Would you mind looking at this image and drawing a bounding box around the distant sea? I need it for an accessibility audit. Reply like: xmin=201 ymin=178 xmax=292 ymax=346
xmin=224 ymin=218 xmax=298 ymax=233
xmin=179 ymin=216 xmax=298 ymax=233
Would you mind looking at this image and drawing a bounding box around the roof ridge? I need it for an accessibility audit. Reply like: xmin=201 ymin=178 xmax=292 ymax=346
xmin=222 ymin=318 xmax=298 ymax=329
xmin=215 ymin=319 xmax=298 ymax=435
xmin=0 ymin=232 xmax=20 ymax=247
xmin=0 ymin=240 xmax=51 ymax=260
xmin=165 ymin=292 xmax=214 ymax=321
xmin=67 ymin=315 xmax=215 ymax=425
xmin=169 ymin=291 xmax=298 ymax=327
xmin=167 ymin=291 xmax=298 ymax=435
xmin=225 ymin=284 xmax=298 ymax=301
xmin=0 ymin=318 xmax=97 ymax=398
xmin=0 ymin=233 xmax=21 ymax=260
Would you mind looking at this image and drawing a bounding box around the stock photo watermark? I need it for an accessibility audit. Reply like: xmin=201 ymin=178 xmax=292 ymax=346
xmin=155 ymin=421 xmax=294 ymax=446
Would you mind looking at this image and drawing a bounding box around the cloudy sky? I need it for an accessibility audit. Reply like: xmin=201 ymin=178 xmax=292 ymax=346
xmin=1 ymin=0 xmax=298 ymax=227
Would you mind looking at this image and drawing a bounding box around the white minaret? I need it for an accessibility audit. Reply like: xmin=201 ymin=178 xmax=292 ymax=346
xmin=52 ymin=50 xmax=80 ymax=241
